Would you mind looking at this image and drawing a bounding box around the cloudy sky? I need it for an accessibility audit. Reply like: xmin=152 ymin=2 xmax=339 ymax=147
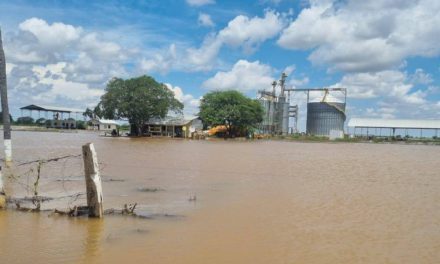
xmin=1 ymin=0 xmax=439 ymax=130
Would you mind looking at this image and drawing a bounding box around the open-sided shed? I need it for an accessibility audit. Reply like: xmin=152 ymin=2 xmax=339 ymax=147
xmin=348 ymin=118 xmax=440 ymax=137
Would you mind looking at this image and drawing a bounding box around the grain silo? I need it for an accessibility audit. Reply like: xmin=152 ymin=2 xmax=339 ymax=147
xmin=257 ymin=73 xmax=346 ymax=136
xmin=306 ymin=101 xmax=346 ymax=136
xmin=257 ymin=74 xmax=297 ymax=135
xmin=286 ymin=87 xmax=347 ymax=137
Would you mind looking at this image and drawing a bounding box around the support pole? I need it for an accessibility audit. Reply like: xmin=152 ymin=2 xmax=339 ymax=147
xmin=0 ymin=28 xmax=12 ymax=163
xmin=82 ymin=143 xmax=103 ymax=218
xmin=0 ymin=166 xmax=5 ymax=208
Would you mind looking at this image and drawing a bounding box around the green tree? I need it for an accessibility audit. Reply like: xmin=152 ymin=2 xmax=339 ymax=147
xmin=83 ymin=108 xmax=94 ymax=119
xmin=199 ymin=90 xmax=264 ymax=137
xmin=35 ymin=118 xmax=46 ymax=126
xmin=93 ymin=103 xmax=103 ymax=119
xmin=98 ymin=75 xmax=183 ymax=135
xmin=76 ymin=120 xmax=86 ymax=129
xmin=16 ymin=116 xmax=34 ymax=125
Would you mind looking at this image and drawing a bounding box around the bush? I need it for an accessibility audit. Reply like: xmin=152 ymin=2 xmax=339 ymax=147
xmin=76 ymin=120 xmax=86 ymax=129
xmin=35 ymin=118 xmax=46 ymax=126
xmin=16 ymin=116 xmax=34 ymax=125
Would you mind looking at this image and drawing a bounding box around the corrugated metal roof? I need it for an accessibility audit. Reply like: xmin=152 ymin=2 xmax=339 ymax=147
xmin=20 ymin=104 xmax=84 ymax=113
xmin=348 ymin=118 xmax=440 ymax=129
xmin=145 ymin=116 xmax=198 ymax=126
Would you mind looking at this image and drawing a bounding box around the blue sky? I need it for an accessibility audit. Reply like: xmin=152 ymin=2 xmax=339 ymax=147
xmin=1 ymin=0 xmax=439 ymax=131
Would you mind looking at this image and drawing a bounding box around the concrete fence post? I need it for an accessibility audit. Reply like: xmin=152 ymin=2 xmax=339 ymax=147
xmin=0 ymin=166 xmax=5 ymax=208
xmin=82 ymin=143 xmax=103 ymax=218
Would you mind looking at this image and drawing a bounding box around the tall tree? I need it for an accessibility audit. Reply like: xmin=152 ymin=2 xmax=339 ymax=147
xmin=199 ymin=90 xmax=264 ymax=137
xmin=98 ymin=75 xmax=183 ymax=135
xmin=83 ymin=108 xmax=94 ymax=119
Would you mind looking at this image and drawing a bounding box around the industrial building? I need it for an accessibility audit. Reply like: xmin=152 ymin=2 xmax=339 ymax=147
xmin=257 ymin=73 xmax=297 ymax=135
xmin=257 ymin=73 xmax=347 ymax=137
xmin=348 ymin=118 xmax=440 ymax=138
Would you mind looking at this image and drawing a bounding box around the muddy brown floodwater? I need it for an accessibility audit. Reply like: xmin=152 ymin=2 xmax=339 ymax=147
xmin=1 ymin=131 xmax=440 ymax=263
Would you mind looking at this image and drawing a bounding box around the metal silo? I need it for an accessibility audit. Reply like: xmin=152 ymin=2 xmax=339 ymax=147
xmin=306 ymin=102 xmax=346 ymax=136
xmin=259 ymin=99 xmax=276 ymax=134
xmin=257 ymin=72 xmax=347 ymax=136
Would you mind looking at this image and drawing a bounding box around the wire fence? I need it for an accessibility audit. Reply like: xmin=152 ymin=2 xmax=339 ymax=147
xmin=4 ymin=154 xmax=92 ymax=210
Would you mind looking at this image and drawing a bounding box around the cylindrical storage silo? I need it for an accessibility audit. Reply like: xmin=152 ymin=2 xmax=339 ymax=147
xmin=281 ymin=101 xmax=289 ymax=135
xmin=259 ymin=99 xmax=276 ymax=134
xmin=306 ymin=102 xmax=346 ymax=136
xmin=277 ymin=96 xmax=290 ymax=135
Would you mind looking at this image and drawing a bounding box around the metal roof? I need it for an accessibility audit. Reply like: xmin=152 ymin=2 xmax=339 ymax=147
xmin=145 ymin=116 xmax=198 ymax=126
xmin=348 ymin=118 xmax=440 ymax=129
xmin=20 ymin=104 xmax=84 ymax=113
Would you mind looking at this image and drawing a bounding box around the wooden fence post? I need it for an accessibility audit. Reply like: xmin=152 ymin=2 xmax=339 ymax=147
xmin=82 ymin=143 xmax=103 ymax=218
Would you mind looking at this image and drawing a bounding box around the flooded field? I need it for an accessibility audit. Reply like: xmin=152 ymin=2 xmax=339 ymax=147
xmin=1 ymin=131 xmax=440 ymax=263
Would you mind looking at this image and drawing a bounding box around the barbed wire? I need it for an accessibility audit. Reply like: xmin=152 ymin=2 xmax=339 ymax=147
xmin=17 ymin=154 xmax=82 ymax=166
xmin=4 ymin=153 xmax=106 ymax=210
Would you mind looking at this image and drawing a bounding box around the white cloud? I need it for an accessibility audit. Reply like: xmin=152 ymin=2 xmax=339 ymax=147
xmin=202 ymin=60 xmax=274 ymax=91
xmin=186 ymin=10 xmax=286 ymax=70
xmin=139 ymin=44 xmax=177 ymax=74
xmin=3 ymin=17 xmax=136 ymax=114
xmin=198 ymin=13 xmax=215 ymax=27
xmin=137 ymin=10 xmax=287 ymax=73
xmin=186 ymin=0 xmax=215 ymax=6
xmin=7 ymin=62 xmax=104 ymax=112
xmin=281 ymin=65 xmax=310 ymax=88
xmin=165 ymin=83 xmax=200 ymax=117
xmin=19 ymin=17 xmax=82 ymax=49
xmin=33 ymin=63 xmax=104 ymax=101
xmin=283 ymin=65 xmax=295 ymax=75
xmin=185 ymin=35 xmax=223 ymax=71
xmin=218 ymin=10 xmax=285 ymax=52
xmin=289 ymin=76 xmax=309 ymax=87
xmin=410 ymin=68 xmax=433 ymax=85
xmin=78 ymin=33 xmax=123 ymax=61
xmin=334 ymin=70 xmax=428 ymax=103
xmin=278 ymin=0 xmax=440 ymax=72
xmin=63 ymin=52 xmax=127 ymax=84
xmin=427 ymin=86 xmax=440 ymax=95
xmin=365 ymin=107 xmax=397 ymax=119
xmin=5 ymin=17 xmax=131 ymax=87
xmin=333 ymin=65 xmax=440 ymax=121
